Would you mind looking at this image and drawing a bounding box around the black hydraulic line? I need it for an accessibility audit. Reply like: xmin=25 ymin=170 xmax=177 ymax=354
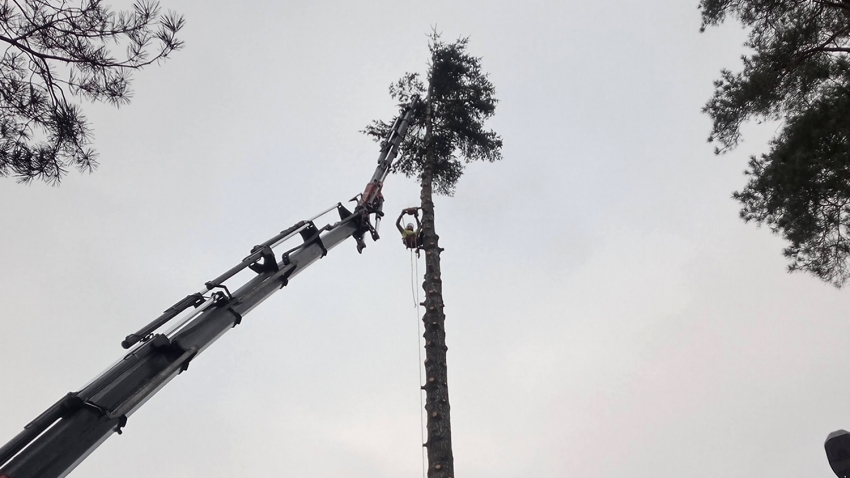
xmin=258 ymin=221 xmax=309 ymax=249
xmin=121 ymin=293 xmax=205 ymax=349
xmin=0 ymin=100 xmax=419 ymax=478
xmin=204 ymin=246 xmax=273 ymax=289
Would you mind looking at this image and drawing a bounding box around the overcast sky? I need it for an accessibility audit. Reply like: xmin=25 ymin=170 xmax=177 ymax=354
xmin=2 ymin=1 xmax=850 ymax=477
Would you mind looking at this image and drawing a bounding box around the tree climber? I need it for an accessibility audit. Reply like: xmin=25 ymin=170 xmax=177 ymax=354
xmin=396 ymin=207 xmax=422 ymax=250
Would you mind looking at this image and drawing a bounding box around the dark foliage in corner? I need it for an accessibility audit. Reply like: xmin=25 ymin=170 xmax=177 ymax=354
xmin=701 ymin=0 xmax=850 ymax=286
xmin=0 ymin=0 xmax=184 ymax=184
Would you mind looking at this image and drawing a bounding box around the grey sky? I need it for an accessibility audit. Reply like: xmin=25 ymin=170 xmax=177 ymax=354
xmin=2 ymin=1 xmax=849 ymax=477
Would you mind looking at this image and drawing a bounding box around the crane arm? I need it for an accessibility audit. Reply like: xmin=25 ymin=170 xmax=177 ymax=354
xmin=0 ymin=98 xmax=419 ymax=478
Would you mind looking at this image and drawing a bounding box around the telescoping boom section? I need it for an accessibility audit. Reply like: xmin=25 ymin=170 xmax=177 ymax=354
xmin=0 ymin=99 xmax=419 ymax=478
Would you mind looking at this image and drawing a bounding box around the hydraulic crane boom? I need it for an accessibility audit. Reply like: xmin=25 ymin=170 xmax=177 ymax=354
xmin=0 ymin=98 xmax=419 ymax=478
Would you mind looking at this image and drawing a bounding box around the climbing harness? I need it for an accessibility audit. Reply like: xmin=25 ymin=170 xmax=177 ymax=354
xmin=398 ymin=207 xmax=422 ymax=255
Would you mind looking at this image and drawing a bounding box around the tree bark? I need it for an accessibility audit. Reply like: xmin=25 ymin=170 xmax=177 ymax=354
xmin=420 ymin=88 xmax=454 ymax=478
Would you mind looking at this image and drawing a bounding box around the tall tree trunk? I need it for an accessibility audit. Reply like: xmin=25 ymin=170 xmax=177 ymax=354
xmin=420 ymin=89 xmax=454 ymax=478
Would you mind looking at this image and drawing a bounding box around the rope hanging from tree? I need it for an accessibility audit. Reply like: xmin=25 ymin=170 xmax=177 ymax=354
xmin=410 ymin=248 xmax=427 ymax=478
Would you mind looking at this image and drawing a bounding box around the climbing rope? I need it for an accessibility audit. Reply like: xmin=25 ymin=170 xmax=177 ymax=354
xmin=410 ymin=248 xmax=419 ymax=307
xmin=411 ymin=248 xmax=426 ymax=478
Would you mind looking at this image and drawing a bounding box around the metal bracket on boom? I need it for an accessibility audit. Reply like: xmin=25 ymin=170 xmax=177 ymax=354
xmin=337 ymin=202 xmax=354 ymax=221
xmin=228 ymin=307 xmax=243 ymax=327
xmin=205 ymin=284 xmax=232 ymax=302
xmin=300 ymin=223 xmax=328 ymax=257
xmin=280 ymin=222 xmax=329 ymax=265
xmin=115 ymin=416 xmax=128 ymax=435
xmin=148 ymin=334 xmax=171 ymax=349
xmin=338 ymin=202 xmax=368 ymax=253
xmin=247 ymin=245 xmax=278 ymax=274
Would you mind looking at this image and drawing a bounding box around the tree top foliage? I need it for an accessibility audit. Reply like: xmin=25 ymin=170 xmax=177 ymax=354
xmin=0 ymin=0 xmax=184 ymax=184
xmin=365 ymin=32 xmax=502 ymax=195
xmin=701 ymin=0 xmax=850 ymax=286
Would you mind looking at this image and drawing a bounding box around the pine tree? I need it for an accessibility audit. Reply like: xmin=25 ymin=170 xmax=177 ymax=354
xmin=0 ymin=0 xmax=184 ymax=184
xmin=701 ymin=0 xmax=850 ymax=286
xmin=365 ymin=32 xmax=502 ymax=478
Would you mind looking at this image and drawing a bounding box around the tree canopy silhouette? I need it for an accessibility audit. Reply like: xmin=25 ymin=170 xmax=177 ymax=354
xmin=701 ymin=0 xmax=850 ymax=286
xmin=364 ymin=35 xmax=501 ymax=196
xmin=0 ymin=0 xmax=184 ymax=184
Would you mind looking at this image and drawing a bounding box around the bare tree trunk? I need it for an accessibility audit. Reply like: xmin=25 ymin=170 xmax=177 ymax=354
xmin=420 ymin=88 xmax=454 ymax=478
